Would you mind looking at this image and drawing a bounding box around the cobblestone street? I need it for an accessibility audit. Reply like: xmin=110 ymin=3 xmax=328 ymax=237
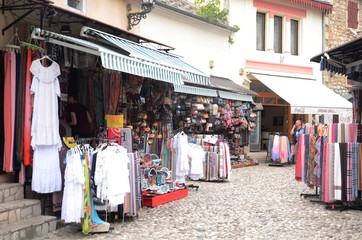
xmin=34 ymin=163 xmax=362 ymax=240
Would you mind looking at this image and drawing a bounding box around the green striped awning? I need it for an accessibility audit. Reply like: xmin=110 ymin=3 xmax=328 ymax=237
xmin=31 ymin=28 xmax=184 ymax=85
xmin=81 ymin=27 xmax=210 ymax=86
xmin=173 ymin=84 xmax=218 ymax=97
xmin=218 ymin=90 xmax=253 ymax=102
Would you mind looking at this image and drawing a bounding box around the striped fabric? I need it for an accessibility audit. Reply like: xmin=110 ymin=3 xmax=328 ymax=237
xmin=32 ymin=28 xmax=206 ymax=86
xmin=101 ymin=52 xmax=183 ymax=85
xmin=218 ymin=90 xmax=253 ymax=102
xmin=173 ymin=84 xmax=218 ymax=97
xmin=319 ymin=142 xmax=360 ymax=204
xmin=85 ymin=28 xmax=210 ymax=86
xmin=295 ymin=134 xmax=305 ymax=182
xmin=306 ymin=135 xmax=317 ymax=187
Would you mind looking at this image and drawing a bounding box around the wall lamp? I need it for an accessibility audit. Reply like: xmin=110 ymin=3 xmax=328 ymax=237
xmin=127 ymin=0 xmax=155 ymax=30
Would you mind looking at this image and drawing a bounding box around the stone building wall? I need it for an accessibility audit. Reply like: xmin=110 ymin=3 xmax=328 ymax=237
xmin=323 ymin=0 xmax=362 ymax=94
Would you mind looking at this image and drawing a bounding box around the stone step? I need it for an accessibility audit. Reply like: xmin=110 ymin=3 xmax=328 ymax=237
xmin=0 ymin=183 xmax=24 ymax=204
xmin=0 ymin=215 xmax=57 ymax=240
xmin=0 ymin=199 xmax=41 ymax=225
xmin=0 ymin=174 xmax=16 ymax=184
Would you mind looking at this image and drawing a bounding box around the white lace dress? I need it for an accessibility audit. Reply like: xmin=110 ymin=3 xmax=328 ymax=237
xmin=30 ymin=59 xmax=61 ymax=147
xmin=30 ymin=59 xmax=62 ymax=193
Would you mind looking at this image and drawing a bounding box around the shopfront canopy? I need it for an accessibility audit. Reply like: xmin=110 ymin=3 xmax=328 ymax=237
xmin=173 ymin=84 xmax=218 ymax=97
xmin=210 ymin=76 xmax=258 ymax=96
xmin=218 ymin=91 xmax=253 ymax=102
xmin=252 ymin=74 xmax=352 ymax=114
xmin=310 ymin=37 xmax=362 ymax=81
xmin=31 ymin=28 xmax=209 ymax=85
xmin=80 ymin=27 xmax=210 ymax=86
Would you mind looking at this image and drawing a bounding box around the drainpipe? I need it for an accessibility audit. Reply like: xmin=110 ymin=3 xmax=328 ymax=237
xmin=322 ymin=11 xmax=325 ymax=85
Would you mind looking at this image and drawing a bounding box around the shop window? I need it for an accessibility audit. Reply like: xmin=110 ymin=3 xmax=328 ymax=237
xmin=256 ymin=12 xmax=266 ymax=51
xmin=290 ymin=19 xmax=299 ymax=55
xmin=67 ymin=0 xmax=85 ymax=12
xmin=348 ymin=1 xmax=358 ymax=29
xmin=277 ymin=98 xmax=288 ymax=105
xmin=264 ymin=97 xmax=276 ymax=104
xmin=274 ymin=16 xmax=283 ymax=53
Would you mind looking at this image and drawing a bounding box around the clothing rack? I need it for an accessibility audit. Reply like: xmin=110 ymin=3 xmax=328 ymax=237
xmin=300 ymin=186 xmax=322 ymax=203
xmin=73 ymin=136 xmax=118 ymax=144
xmin=168 ymin=127 xmax=201 ymax=189
xmin=168 ymin=123 xmax=197 ymax=139
xmin=266 ymin=132 xmax=290 ymax=167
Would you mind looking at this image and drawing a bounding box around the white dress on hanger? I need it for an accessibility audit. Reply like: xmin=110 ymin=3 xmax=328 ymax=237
xmin=188 ymin=144 xmax=204 ymax=180
xmin=30 ymin=59 xmax=62 ymax=193
xmin=61 ymin=150 xmax=85 ymax=223
xmin=174 ymin=133 xmax=189 ymax=184
xmin=30 ymin=59 xmax=61 ymax=147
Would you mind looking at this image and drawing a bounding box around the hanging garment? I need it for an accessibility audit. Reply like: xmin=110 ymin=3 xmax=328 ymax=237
xmin=30 ymin=58 xmax=62 ymax=193
xmin=94 ymin=145 xmax=130 ymax=206
xmin=61 ymin=149 xmax=85 ymax=223
xmin=15 ymin=47 xmax=26 ymax=164
xmin=188 ymin=144 xmax=205 ymax=180
xmin=29 ymin=58 xmax=61 ymax=147
xmin=32 ymin=145 xmax=62 ymax=193
xmin=3 ymin=51 xmax=16 ymax=172
xmin=0 ymin=52 xmax=4 ymax=171
xmin=271 ymin=135 xmax=280 ymax=161
xmin=23 ymin=48 xmax=33 ymax=166
xmin=172 ymin=133 xmax=189 ymax=184
xmin=295 ymin=134 xmax=305 ymax=182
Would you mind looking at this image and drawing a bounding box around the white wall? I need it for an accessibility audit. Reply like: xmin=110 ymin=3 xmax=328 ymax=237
xmin=141 ymin=0 xmax=325 ymax=85
xmin=229 ymin=0 xmax=324 ymax=82
xmin=140 ymin=6 xmax=234 ymax=79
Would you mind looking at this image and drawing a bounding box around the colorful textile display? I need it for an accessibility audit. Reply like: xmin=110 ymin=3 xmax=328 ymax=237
xmin=320 ymin=143 xmax=360 ymax=203
xmin=270 ymin=134 xmax=290 ymax=163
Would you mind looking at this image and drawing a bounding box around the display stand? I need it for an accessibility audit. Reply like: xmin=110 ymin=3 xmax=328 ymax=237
xmin=142 ymin=188 xmax=188 ymax=208
xmin=300 ymin=186 xmax=322 ymax=203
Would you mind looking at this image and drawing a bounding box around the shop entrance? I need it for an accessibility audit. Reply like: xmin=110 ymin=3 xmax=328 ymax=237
xmin=260 ymin=105 xmax=289 ymax=150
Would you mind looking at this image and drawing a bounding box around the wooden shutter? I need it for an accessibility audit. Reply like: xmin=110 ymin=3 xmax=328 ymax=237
xmin=348 ymin=1 xmax=358 ymax=29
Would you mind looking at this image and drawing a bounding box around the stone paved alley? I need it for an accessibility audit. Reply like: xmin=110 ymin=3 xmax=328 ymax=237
xmin=34 ymin=163 xmax=362 ymax=240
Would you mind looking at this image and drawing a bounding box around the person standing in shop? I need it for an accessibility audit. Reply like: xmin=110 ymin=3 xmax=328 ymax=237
xmin=289 ymin=120 xmax=304 ymax=163
xmin=66 ymin=95 xmax=93 ymax=138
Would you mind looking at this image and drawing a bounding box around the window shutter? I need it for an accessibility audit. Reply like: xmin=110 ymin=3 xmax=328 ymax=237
xmin=348 ymin=1 xmax=358 ymax=29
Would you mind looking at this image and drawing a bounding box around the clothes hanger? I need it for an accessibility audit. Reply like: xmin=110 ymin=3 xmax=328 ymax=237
xmin=3 ymin=28 xmax=21 ymax=52
xmin=39 ymin=54 xmax=54 ymax=62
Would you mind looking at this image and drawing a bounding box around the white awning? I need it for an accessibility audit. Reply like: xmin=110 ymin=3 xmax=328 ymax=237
xmin=81 ymin=27 xmax=210 ymax=86
xmin=252 ymin=74 xmax=352 ymax=114
xmin=218 ymin=90 xmax=253 ymax=102
xmin=31 ymin=28 xmax=184 ymax=85
xmin=173 ymin=85 xmax=218 ymax=97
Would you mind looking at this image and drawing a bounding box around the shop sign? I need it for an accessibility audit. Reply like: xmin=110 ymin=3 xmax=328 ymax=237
xmin=107 ymin=127 xmax=133 ymax=153
xmin=291 ymin=107 xmax=339 ymax=114
xmin=105 ymin=114 xmax=124 ymax=128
